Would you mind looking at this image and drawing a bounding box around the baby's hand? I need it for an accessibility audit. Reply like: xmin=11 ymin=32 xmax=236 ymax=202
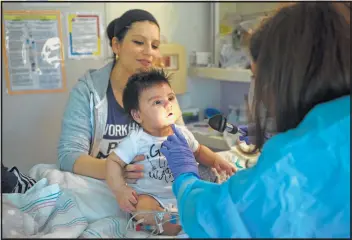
xmin=116 ymin=185 xmax=138 ymax=213
xmin=213 ymin=158 xmax=236 ymax=176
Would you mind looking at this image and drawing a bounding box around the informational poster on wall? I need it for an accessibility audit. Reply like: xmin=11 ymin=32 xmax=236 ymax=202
xmin=2 ymin=10 xmax=67 ymax=95
xmin=67 ymin=12 xmax=103 ymax=59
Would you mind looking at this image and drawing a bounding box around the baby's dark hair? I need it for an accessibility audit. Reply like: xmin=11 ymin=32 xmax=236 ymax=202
xmin=123 ymin=68 xmax=172 ymax=119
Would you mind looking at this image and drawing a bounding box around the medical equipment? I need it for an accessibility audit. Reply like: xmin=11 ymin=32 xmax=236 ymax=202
xmin=124 ymin=204 xmax=180 ymax=238
xmin=210 ymin=115 xmax=260 ymax=155
xmin=208 ymin=114 xmax=246 ymax=135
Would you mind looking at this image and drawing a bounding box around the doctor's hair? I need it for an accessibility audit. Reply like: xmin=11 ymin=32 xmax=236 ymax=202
xmin=248 ymin=2 xmax=350 ymax=150
xmin=123 ymin=68 xmax=172 ymax=120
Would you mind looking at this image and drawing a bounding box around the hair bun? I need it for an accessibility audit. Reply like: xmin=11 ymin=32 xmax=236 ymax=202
xmin=113 ymin=9 xmax=159 ymax=38
xmin=107 ymin=17 xmax=119 ymax=46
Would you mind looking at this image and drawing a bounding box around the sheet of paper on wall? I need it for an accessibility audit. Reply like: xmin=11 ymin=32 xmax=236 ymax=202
xmin=67 ymin=13 xmax=103 ymax=59
xmin=3 ymin=11 xmax=67 ymax=95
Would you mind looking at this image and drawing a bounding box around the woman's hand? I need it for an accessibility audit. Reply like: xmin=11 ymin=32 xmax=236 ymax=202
xmin=161 ymin=124 xmax=199 ymax=179
xmin=124 ymin=155 xmax=145 ymax=184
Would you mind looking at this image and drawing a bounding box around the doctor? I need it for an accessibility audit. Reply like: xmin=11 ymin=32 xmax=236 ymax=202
xmin=161 ymin=2 xmax=350 ymax=238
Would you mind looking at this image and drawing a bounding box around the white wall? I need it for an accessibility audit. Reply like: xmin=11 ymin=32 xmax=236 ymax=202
xmin=170 ymin=3 xmax=221 ymax=111
xmin=2 ymin=2 xmax=221 ymax=173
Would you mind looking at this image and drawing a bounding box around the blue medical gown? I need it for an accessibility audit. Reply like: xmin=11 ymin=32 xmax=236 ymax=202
xmin=173 ymin=96 xmax=350 ymax=238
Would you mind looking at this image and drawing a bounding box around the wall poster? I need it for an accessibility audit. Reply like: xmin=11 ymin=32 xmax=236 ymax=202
xmin=2 ymin=10 xmax=67 ymax=95
xmin=67 ymin=12 xmax=103 ymax=59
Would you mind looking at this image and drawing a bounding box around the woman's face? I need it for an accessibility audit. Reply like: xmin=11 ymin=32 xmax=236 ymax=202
xmin=112 ymin=21 xmax=161 ymax=74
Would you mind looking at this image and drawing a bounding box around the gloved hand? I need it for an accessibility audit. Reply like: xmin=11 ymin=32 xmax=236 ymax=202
xmin=160 ymin=124 xmax=200 ymax=180
xmin=238 ymin=125 xmax=253 ymax=145
xmin=238 ymin=124 xmax=273 ymax=145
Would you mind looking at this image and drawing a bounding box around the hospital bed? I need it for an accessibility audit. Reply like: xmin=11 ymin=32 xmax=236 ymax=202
xmin=2 ymin=148 xmax=258 ymax=238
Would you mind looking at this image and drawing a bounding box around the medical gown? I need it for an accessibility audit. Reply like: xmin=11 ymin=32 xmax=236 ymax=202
xmin=173 ymin=96 xmax=350 ymax=238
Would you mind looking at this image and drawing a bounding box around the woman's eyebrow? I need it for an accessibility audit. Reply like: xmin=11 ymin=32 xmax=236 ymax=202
xmin=131 ymin=34 xmax=145 ymax=38
xmin=131 ymin=34 xmax=160 ymax=43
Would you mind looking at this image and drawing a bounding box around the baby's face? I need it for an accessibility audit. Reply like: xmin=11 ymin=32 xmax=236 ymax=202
xmin=134 ymin=82 xmax=177 ymax=131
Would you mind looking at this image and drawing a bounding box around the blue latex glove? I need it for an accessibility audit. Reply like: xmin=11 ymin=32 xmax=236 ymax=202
xmin=238 ymin=124 xmax=273 ymax=145
xmin=160 ymin=124 xmax=200 ymax=180
xmin=238 ymin=125 xmax=252 ymax=145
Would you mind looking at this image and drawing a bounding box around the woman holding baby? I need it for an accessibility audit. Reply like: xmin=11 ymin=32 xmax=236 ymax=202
xmin=58 ymin=9 xmax=172 ymax=180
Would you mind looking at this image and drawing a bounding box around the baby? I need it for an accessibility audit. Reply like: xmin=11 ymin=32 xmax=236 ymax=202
xmin=107 ymin=68 xmax=236 ymax=235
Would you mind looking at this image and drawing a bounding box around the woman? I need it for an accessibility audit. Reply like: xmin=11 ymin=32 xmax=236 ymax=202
xmin=161 ymin=2 xmax=350 ymax=238
xmin=57 ymin=9 xmax=185 ymax=181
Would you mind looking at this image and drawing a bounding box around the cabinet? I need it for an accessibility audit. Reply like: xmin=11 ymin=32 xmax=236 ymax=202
xmin=159 ymin=43 xmax=187 ymax=94
xmin=189 ymin=2 xmax=279 ymax=83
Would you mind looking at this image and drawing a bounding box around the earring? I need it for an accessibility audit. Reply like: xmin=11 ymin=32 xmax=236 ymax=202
xmin=115 ymin=55 xmax=119 ymax=60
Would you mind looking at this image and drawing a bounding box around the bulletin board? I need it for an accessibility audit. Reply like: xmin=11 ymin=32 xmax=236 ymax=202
xmin=2 ymin=10 xmax=67 ymax=95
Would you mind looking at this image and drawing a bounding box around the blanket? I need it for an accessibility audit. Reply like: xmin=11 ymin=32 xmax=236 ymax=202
xmin=2 ymin=150 xmax=253 ymax=238
xmin=2 ymin=164 xmax=188 ymax=238
xmin=2 ymin=178 xmax=88 ymax=238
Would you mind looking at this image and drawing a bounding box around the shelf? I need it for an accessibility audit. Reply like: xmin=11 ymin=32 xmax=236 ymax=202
xmin=188 ymin=67 xmax=252 ymax=83
xmin=192 ymin=132 xmax=231 ymax=151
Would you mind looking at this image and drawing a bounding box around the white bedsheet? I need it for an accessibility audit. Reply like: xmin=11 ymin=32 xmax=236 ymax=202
xmin=2 ymin=149 xmax=254 ymax=238
xmin=28 ymin=164 xmax=123 ymax=224
xmin=2 ymin=163 xmax=185 ymax=238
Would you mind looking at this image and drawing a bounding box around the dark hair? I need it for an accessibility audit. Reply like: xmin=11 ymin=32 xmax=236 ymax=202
xmin=123 ymin=68 xmax=172 ymax=120
xmin=106 ymin=9 xmax=159 ymax=62
xmin=248 ymin=2 xmax=350 ymax=150
xmin=106 ymin=18 xmax=127 ymax=47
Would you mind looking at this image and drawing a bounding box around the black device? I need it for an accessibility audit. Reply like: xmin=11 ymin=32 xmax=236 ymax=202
xmin=208 ymin=114 xmax=245 ymax=135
